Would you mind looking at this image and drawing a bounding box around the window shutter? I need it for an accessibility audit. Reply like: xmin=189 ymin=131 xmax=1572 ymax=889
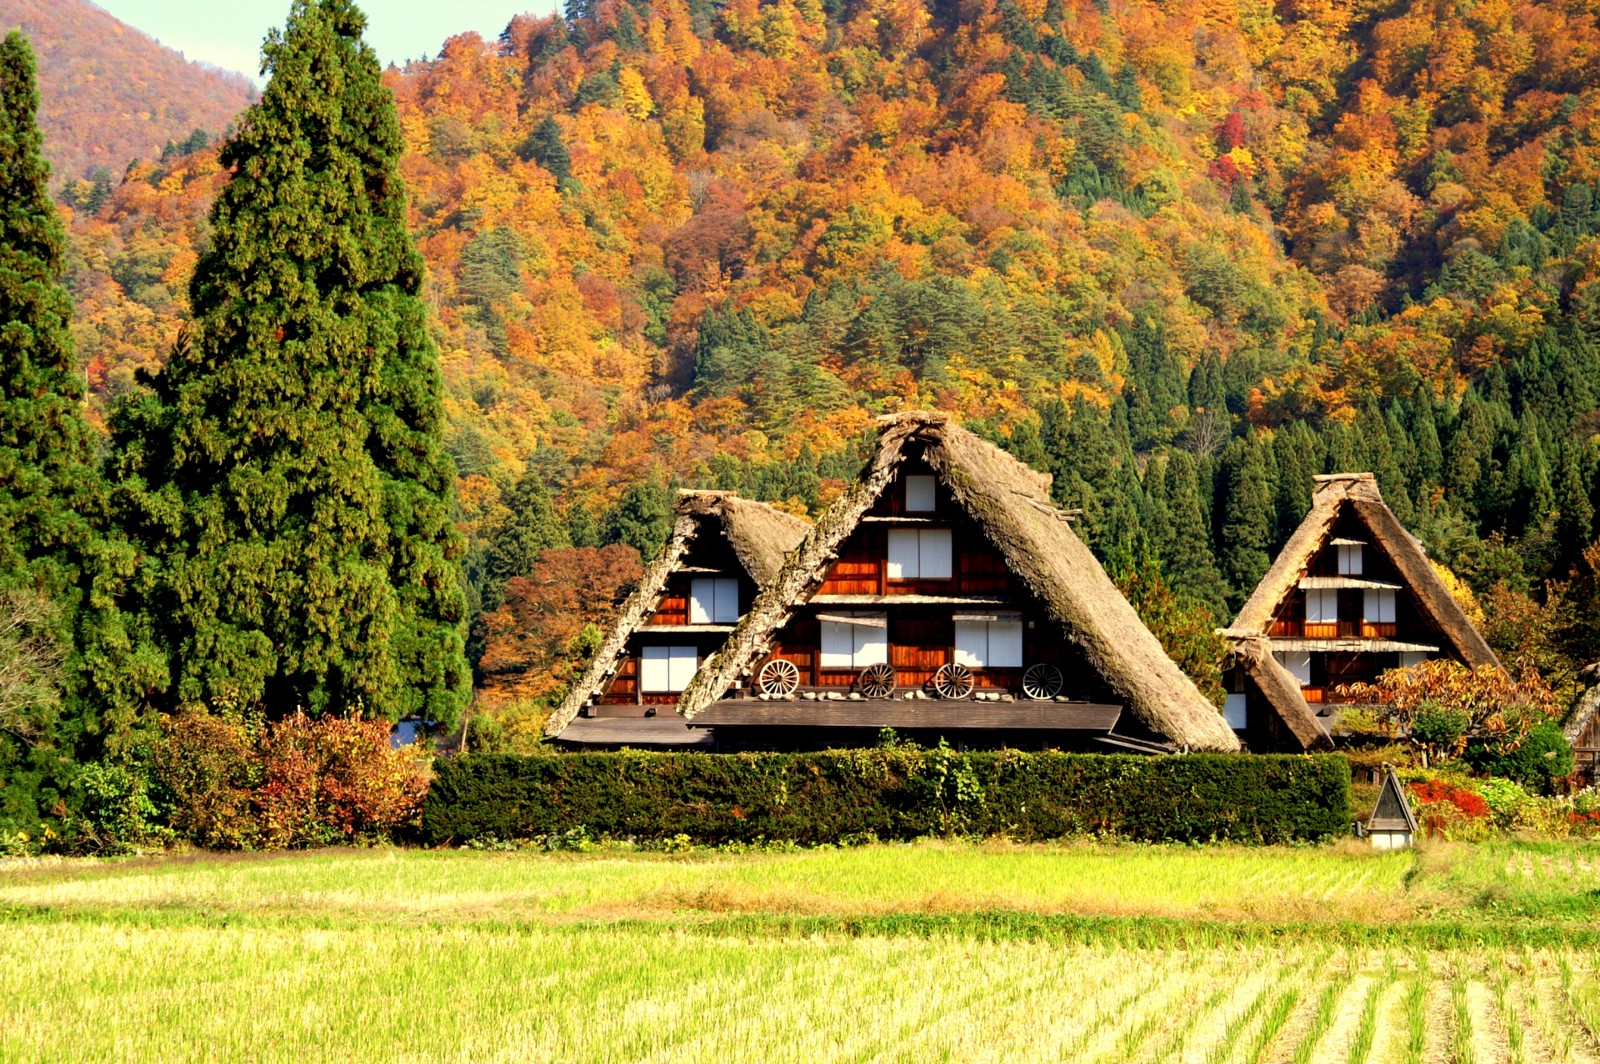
xmin=668 ymin=646 xmax=698 ymax=691
xmin=1363 ymin=589 xmax=1395 ymax=623
xmin=905 ymin=475 xmax=937 ymax=512
xmin=919 ymin=529 xmax=953 ymax=579
xmin=820 ymin=620 xmax=855 ymax=667
xmin=987 ymin=621 xmax=1024 ymax=667
xmin=854 ymin=614 xmax=889 ymax=666
xmin=954 ymin=621 xmax=987 ymax=667
xmin=689 ymin=578 xmax=713 ymax=624
xmin=1224 ymin=693 xmax=1248 ymax=729
xmin=1306 ymin=589 xmax=1338 ymax=623
xmin=1274 ymin=651 xmax=1313 ymax=685
xmin=886 ymin=529 xmax=919 ymax=579
xmin=712 ymin=578 xmax=739 ymax=622
xmin=640 ymin=646 xmax=671 ymax=691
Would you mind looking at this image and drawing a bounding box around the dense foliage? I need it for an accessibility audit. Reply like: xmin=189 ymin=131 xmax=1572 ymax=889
xmin=0 ymin=31 xmax=157 ymax=841
xmin=423 ymin=749 xmax=1353 ymax=844
xmin=106 ymin=0 xmax=471 ymax=728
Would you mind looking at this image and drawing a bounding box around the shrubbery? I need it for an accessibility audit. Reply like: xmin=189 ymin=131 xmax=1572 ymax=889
xmin=143 ymin=710 xmax=429 ymax=851
xmin=1463 ymin=721 xmax=1575 ymax=795
xmin=423 ymin=749 xmax=1353 ymax=846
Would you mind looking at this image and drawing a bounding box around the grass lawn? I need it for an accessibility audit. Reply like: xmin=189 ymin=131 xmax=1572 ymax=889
xmin=4 ymin=839 xmax=1600 ymax=1061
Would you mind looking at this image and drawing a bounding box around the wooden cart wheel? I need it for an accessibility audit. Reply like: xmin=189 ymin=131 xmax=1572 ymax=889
xmin=757 ymin=658 xmax=800 ymax=698
xmin=857 ymin=663 xmax=896 ymax=699
xmin=933 ymin=662 xmax=974 ymax=700
xmin=1022 ymin=663 xmax=1064 ymax=700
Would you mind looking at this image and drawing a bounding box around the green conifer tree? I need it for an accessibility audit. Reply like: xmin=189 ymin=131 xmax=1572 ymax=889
xmin=603 ymin=476 xmax=672 ymax=558
xmin=1161 ymin=451 xmax=1229 ymax=618
xmin=108 ymin=0 xmax=469 ymax=725
xmin=1218 ymin=435 xmax=1274 ymax=609
xmin=481 ymin=464 xmax=569 ymax=610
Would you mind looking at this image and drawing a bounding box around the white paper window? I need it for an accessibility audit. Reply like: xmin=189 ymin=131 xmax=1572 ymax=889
xmin=953 ymin=619 xmax=1024 ymax=668
xmin=1363 ymin=589 xmax=1396 ymax=624
xmin=905 ymin=475 xmax=937 ymax=512
xmin=886 ymin=528 xmax=952 ymax=579
xmin=1400 ymin=651 xmax=1431 ymax=669
xmin=641 ymin=646 xmax=698 ymax=692
xmin=689 ymin=577 xmax=739 ymax=624
xmin=1274 ymin=650 xmax=1312 ymax=686
xmin=1305 ymin=589 xmax=1339 ymax=623
xmin=819 ymin=613 xmax=888 ymax=668
xmin=1224 ymin=693 xmax=1248 ymax=730
xmin=1337 ymin=545 xmax=1364 ymax=575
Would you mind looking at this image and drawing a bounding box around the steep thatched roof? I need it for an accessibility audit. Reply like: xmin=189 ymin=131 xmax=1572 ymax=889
xmin=677 ymin=412 xmax=1240 ymax=751
xmin=545 ymin=492 xmax=810 ymax=738
xmin=1223 ymin=473 xmax=1502 ymax=669
xmin=1230 ymin=636 xmax=1333 ymax=750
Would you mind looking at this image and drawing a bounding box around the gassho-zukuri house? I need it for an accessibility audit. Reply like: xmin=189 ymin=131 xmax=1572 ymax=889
xmin=671 ymin=411 xmax=1239 ymax=753
xmin=1220 ymin=472 xmax=1503 ymax=752
xmin=546 ymin=490 xmax=811 ymax=748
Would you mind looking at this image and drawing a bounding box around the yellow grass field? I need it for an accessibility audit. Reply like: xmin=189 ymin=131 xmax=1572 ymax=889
xmin=4 ymin=840 xmax=1599 ymax=1062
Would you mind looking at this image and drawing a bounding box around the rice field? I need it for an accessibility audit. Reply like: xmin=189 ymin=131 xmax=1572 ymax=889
xmin=4 ymin=840 xmax=1599 ymax=1062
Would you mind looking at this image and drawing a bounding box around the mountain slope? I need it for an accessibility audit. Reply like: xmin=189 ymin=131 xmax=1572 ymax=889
xmin=0 ymin=0 xmax=255 ymax=186
xmin=55 ymin=0 xmax=1600 ymax=636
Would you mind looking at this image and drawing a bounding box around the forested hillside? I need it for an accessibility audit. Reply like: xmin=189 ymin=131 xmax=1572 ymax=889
xmin=0 ymin=0 xmax=255 ymax=189
xmin=57 ymin=0 xmax=1600 ymax=702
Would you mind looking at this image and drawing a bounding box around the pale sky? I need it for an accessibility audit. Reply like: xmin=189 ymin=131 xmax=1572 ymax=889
xmin=94 ymin=0 xmax=557 ymax=83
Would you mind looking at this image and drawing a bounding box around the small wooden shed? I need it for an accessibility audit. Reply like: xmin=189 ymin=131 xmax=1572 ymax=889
xmin=1365 ymin=767 xmax=1418 ymax=850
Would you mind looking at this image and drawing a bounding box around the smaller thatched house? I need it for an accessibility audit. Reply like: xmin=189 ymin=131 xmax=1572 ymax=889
xmin=546 ymin=491 xmax=810 ymax=747
xmin=1220 ymin=473 xmax=1502 ymax=751
xmin=675 ymin=412 xmax=1239 ymax=752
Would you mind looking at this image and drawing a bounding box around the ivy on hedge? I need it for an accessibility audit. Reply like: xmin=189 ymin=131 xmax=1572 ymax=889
xmin=423 ymin=749 xmax=1352 ymax=845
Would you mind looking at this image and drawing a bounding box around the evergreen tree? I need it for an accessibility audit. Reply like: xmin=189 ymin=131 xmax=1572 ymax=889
xmin=1218 ymin=435 xmax=1274 ymax=609
xmin=1410 ymin=388 xmax=1444 ymax=487
xmin=0 ymin=33 xmax=162 ymax=832
xmin=1162 ymin=451 xmax=1229 ymax=617
xmin=1139 ymin=454 xmax=1175 ymax=567
xmin=1187 ymin=348 xmax=1226 ymax=415
xmin=603 ymin=476 xmax=672 ymax=558
xmin=108 ymin=0 xmax=469 ymax=725
xmin=481 ymin=464 xmax=570 ymax=610
xmin=519 ymin=115 xmax=571 ymax=182
xmin=1270 ymin=422 xmax=1316 ymax=547
xmin=1555 ymin=442 xmax=1595 ymax=572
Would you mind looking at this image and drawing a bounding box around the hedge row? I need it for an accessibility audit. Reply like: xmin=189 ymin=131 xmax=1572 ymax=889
xmin=423 ymin=750 xmax=1352 ymax=845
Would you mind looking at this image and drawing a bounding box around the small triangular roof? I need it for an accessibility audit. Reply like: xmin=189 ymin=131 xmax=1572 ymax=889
xmin=1367 ymin=766 xmax=1418 ymax=833
xmin=1223 ymin=473 xmax=1501 ymax=669
xmin=1230 ymin=636 xmax=1333 ymax=750
xmin=545 ymin=491 xmax=810 ymax=738
xmin=677 ymin=412 xmax=1240 ymax=751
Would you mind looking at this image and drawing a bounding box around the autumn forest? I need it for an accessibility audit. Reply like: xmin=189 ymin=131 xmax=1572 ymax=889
xmin=10 ymin=0 xmax=1600 ymax=761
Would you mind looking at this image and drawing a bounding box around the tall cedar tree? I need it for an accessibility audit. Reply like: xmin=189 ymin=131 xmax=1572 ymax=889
xmin=109 ymin=0 xmax=469 ymax=726
xmin=0 ymin=33 xmax=160 ymax=833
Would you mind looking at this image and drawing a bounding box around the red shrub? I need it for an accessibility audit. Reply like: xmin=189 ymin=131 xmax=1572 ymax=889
xmin=1409 ymin=779 xmax=1490 ymax=818
xmin=256 ymin=712 xmax=430 ymax=848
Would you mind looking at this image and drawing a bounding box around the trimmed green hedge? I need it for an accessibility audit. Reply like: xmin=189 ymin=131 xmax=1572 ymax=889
xmin=423 ymin=750 xmax=1352 ymax=845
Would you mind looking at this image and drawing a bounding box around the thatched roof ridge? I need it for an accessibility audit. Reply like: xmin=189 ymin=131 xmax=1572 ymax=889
xmin=1230 ymin=637 xmax=1333 ymax=750
xmin=545 ymin=492 xmax=809 ymax=738
xmin=679 ymin=412 xmax=1240 ymax=751
xmin=1223 ymin=473 xmax=1501 ymax=670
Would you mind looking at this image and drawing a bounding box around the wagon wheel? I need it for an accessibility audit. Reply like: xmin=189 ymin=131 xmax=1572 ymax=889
xmin=857 ymin=663 xmax=897 ymax=699
xmin=1022 ymin=663 xmax=1064 ymax=700
xmin=757 ymin=658 xmax=800 ymax=698
xmin=933 ymin=662 xmax=974 ymax=700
